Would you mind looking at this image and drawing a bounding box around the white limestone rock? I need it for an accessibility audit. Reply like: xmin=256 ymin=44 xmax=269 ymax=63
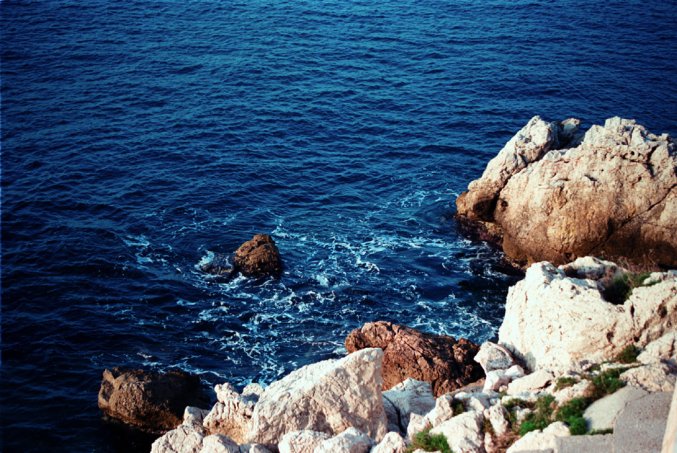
xmin=370 ymin=432 xmax=406 ymax=453
xmin=638 ymin=332 xmax=677 ymax=366
xmin=246 ymin=348 xmax=388 ymax=448
xmin=553 ymin=379 xmax=593 ymax=405
xmin=406 ymin=413 xmax=430 ymax=440
xmin=151 ymin=424 xmax=205 ymax=453
xmin=474 ymin=342 xmax=516 ymax=374
xmin=382 ymin=397 xmax=401 ymax=434
xmin=620 ymin=363 xmax=676 ymax=392
xmin=484 ymin=370 xmax=510 ymax=393
xmin=506 ymin=421 xmax=570 ymax=453
xmin=184 ymin=406 xmax=210 ymax=431
xmin=215 ymin=383 xmax=240 ymax=404
xmin=314 ymin=428 xmax=373 ymax=453
xmin=485 ymin=404 xmax=510 ymax=436
xmin=507 ymin=370 xmax=554 ymax=395
xmin=425 ymin=394 xmax=455 ymax=427
xmin=583 ymin=386 xmax=648 ymax=432
xmin=430 ymin=411 xmax=484 ymax=453
xmin=203 ymin=395 xmax=255 ymax=444
xmin=199 ymin=434 xmax=239 ymax=453
xmin=278 ymin=430 xmax=330 ymax=453
xmin=382 ymin=378 xmax=436 ymax=430
xmin=498 ymin=259 xmax=677 ymax=373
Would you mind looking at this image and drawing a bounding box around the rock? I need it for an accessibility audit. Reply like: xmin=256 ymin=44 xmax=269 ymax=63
xmin=215 ymin=383 xmax=239 ymax=403
xmin=485 ymin=404 xmax=510 ymax=436
xmin=406 ymin=413 xmax=430 ymax=440
xmin=454 ymin=391 xmax=492 ymax=412
xmin=200 ymin=435 xmax=240 ymax=453
xmin=345 ymin=321 xmax=484 ymax=396
xmin=370 ymin=432 xmax=406 ymax=453
xmin=233 ymin=234 xmax=282 ymax=278
xmin=199 ymin=252 xmax=234 ymax=277
xmin=554 ymin=434 xmax=613 ymax=453
xmin=507 ymin=370 xmax=554 ymax=395
xmin=505 ymin=365 xmax=525 ymax=380
xmin=425 ymin=393 xmax=455 ymax=427
xmin=583 ymin=386 xmax=648 ymax=432
xmin=484 ymin=370 xmax=511 ymax=392
xmin=98 ymin=368 xmax=208 ymax=434
xmin=184 ymin=407 xmax=210 ymax=430
xmin=457 ymin=116 xmax=677 ymax=268
xmin=638 ymin=332 xmax=677 ymax=367
xmin=498 ymin=258 xmax=677 ymax=372
xmin=456 ymin=116 xmax=562 ymax=222
xmin=242 ymin=383 xmax=265 ymax=399
xmin=430 ymin=411 xmax=484 ymax=453
xmin=613 ymin=391 xmax=672 ymax=453
xmin=382 ymin=379 xmax=436 ymax=430
xmin=278 ymin=430 xmax=330 ymax=453
xmin=382 ymin=397 xmax=401 ymax=434
xmin=553 ymin=380 xmax=593 ymax=405
xmin=246 ymin=348 xmax=387 ymax=449
xmin=203 ymin=392 xmax=255 ymax=444
xmin=475 ymin=342 xmax=515 ymax=374
xmin=663 ymin=385 xmax=677 ymax=453
xmin=239 ymin=445 xmax=270 ymax=453
xmin=314 ymin=428 xmax=373 ymax=453
xmin=506 ymin=421 xmax=570 ymax=453
xmin=151 ymin=424 xmax=205 ymax=453
xmin=620 ymin=363 xmax=676 ymax=392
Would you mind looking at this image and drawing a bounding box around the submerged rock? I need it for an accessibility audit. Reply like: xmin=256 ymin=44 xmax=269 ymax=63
xmin=233 ymin=234 xmax=282 ymax=277
xmin=498 ymin=257 xmax=677 ymax=372
xmin=98 ymin=368 xmax=208 ymax=434
xmin=345 ymin=321 xmax=484 ymax=396
xmin=246 ymin=348 xmax=388 ymax=449
xmin=456 ymin=116 xmax=677 ymax=268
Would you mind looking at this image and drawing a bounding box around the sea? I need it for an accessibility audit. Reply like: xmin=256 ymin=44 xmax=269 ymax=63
xmin=2 ymin=1 xmax=676 ymax=451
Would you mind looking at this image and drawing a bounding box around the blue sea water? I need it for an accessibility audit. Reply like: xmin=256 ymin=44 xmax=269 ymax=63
xmin=2 ymin=0 xmax=676 ymax=451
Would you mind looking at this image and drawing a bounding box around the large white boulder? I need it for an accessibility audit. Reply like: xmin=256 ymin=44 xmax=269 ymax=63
xmin=430 ymin=411 xmax=484 ymax=453
xmin=370 ymin=432 xmax=406 ymax=453
xmin=474 ymin=342 xmax=515 ymax=374
xmin=151 ymin=424 xmax=206 ymax=453
xmin=583 ymin=386 xmax=648 ymax=432
xmin=498 ymin=258 xmax=677 ymax=372
xmin=382 ymin=379 xmax=436 ymax=430
xmin=246 ymin=348 xmax=388 ymax=448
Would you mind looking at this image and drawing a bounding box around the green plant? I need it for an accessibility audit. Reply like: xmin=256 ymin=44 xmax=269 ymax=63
xmin=589 ymin=428 xmax=613 ymax=435
xmin=614 ymin=344 xmax=641 ymax=364
xmin=406 ymin=428 xmax=453 ymax=453
xmin=588 ymin=368 xmax=627 ymax=399
xmin=503 ymin=398 xmax=534 ymax=412
xmin=518 ymin=395 xmax=556 ymax=435
xmin=556 ymin=397 xmax=591 ymax=435
xmin=452 ymin=401 xmax=466 ymax=415
xmin=602 ymin=272 xmax=653 ymax=304
xmin=554 ymin=376 xmax=578 ymax=391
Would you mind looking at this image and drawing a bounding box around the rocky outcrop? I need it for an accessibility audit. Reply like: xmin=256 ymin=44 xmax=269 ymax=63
xmin=498 ymin=257 xmax=677 ymax=373
xmin=382 ymin=379 xmax=435 ymax=432
xmin=345 ymin=321 xmax=484 ymax=396
xmin=246 ymin=348 xmax=388 ymax=449
xmin=233 ymin=234 xmax=282 ymax=277
xmin=98 ymin=368 xmax=208 ymax=434
xmin=278 ymin=430 xmax=330 ymax=453
xmin=456 ymin=116 xmax=677 ymax=268
xmin=200 ymin=234 xmax=282 ymax=278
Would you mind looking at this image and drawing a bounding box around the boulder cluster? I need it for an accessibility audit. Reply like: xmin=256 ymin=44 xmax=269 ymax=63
xmin=99 ymin=257 xmax=676 ymax=453
xmin=456 ymin=117 xmax=677 ymax=268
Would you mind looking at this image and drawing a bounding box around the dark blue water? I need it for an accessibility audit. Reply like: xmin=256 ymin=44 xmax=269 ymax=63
xmin=2 ymin=1 xmax=676 ymax=451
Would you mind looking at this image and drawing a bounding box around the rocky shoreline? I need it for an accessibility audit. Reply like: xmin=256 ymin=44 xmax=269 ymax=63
xmin=98 ymin=117 xmax=677 ymax=453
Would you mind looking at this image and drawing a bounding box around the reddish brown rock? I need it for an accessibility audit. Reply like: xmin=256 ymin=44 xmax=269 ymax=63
xmin=345 ymin=321 xmax=484 ymax=396
xmin=233 ymin=234 xmax=282 ymax=278
xmin=98 ymin=368 xmax=208 ymax=434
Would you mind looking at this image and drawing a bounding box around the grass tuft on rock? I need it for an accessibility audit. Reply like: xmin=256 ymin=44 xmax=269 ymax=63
xmin=518 ymin=395 xmax=555 ymax=435
xmin=555 ymin=397 xmax=590 ymax=435
xmin=601 ymin=271 xmax=653 ymax=304
xmin=452 ymin=401 xmax=466 ymax=415
xmin=407 ymin=428 xmax=453 ymax=453
xmin=614 ymin=344 xmax=641 ymax=364
xmin=590 ymin=428 xmax=613 ymax=435
xmin=554 ymin=376 xmax=578 ymax=391
xmin=588 ymin=367 xmax=627 ymax=399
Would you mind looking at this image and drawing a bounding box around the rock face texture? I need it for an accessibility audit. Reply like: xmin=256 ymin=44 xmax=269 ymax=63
xmin=345 ymin=321 xmax=484 ymax=396
xmin=456 ymin=116 xmax=677 ymax=267
xmin=246 ymin=348 xmax=388 ymax=449
xmin=233 ymin=234 xmax=282 ymax=277
xmin=498 ymin=257 xmax=677 ymax=373
xmin=98 ymin=368 xmax=207 ymax=434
